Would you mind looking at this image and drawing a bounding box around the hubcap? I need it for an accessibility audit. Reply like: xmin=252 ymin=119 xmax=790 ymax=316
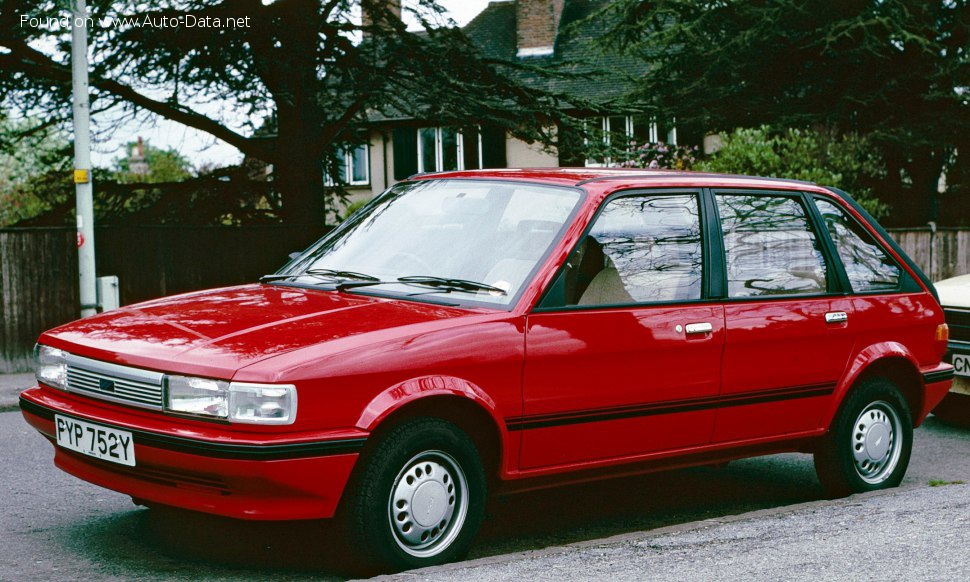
xmin=388 ymin=450 xmax=468 ymax=558
xmin=851 ymin=401 xmax=902 ymax=484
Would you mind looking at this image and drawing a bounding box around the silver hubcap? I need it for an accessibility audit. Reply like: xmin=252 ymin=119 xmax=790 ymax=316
xmin=851 ymin=401 xmax=902 ymax=484
xmin=388 ymin=450 xmax=468 ymax=558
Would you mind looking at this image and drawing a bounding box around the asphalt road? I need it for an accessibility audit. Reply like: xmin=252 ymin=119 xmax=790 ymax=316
xmin=3 ymin=409 xmax=970 ymax=581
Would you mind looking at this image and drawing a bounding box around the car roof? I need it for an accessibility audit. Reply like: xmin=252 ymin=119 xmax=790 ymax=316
xmin=410 ymin=168 xmax=827 ymax=192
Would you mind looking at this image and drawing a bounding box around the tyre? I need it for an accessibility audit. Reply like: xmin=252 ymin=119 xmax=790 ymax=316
xmin=932 ymin=392 xmax=970 ymax=428
xmin=342 ymin=417 xmax=487 ymax=573
xmin=814 ymin=377 xmax=912 ymax=498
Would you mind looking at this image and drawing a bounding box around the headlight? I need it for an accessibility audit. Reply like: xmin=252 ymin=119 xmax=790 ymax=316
xmin=165 ymin=375 xmax=297 ymax=425
xmin=35 ymin=344 xmax=68 ymax=391
xmin=228 ymin=383 xmax=298 ymax=425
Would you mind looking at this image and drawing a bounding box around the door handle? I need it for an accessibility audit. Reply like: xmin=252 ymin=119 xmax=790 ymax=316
xmin=825 ymin=311 xmax=848 ymax=323
xmin=685 ymin=322 xmax=713 ymax=334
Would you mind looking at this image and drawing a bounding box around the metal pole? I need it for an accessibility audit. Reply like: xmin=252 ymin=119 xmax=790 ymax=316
xmin=71 ymin=0 xmax=97 ymax=317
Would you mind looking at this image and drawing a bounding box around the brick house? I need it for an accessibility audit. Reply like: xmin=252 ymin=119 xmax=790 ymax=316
xmin=331 ymin=0 xmax=698 ymax=215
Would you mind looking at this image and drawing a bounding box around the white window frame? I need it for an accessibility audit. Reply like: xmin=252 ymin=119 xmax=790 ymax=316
xmin=325 ymin=143 xmax=370 ymax=186
xmin=416 ymin=127 xmax=483 ymax=173
xmin=585 ymin=115 xmax=678 ymax=167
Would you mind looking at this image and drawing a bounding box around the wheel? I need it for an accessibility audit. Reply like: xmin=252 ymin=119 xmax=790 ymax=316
xmin=342 ymin=418 xmax=487 ymax=573
xmin=814 ymin=377 xmax=912 ymax=498
xmin=933 ymin=392 xmax=970 ymax=428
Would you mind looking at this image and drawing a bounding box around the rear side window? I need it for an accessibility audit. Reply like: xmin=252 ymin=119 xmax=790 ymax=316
xmin=813 ymin=198 xmax=901 ymax=293
xmin=716 ymin=194 xmax=827 ymax=298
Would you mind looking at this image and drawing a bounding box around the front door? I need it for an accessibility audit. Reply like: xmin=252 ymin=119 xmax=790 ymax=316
xmin=518 ymin=192 xmax=724 ymax=469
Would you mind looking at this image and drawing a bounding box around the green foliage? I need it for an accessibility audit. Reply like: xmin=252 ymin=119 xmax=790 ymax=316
xmin=604 ymin=0 xmax=969 ymax=219
xmin=0 ymin=1 xmax=591 ymax=225
xmin=0 ymin=115 xmax=74 ymax=226
xmin=342 ymin=198 xmax=370 ymax=221
xmin=696 ymin=126 xmax=890 ymax=218
xmin=111 ymin=142 xmax=193 ymax=184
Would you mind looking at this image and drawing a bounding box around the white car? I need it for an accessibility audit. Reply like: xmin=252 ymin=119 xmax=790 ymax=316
xmin=934 ymin=274 xmax=970 ymax=425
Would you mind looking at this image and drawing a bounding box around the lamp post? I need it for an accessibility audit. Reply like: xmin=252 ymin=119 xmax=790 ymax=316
xmin=71 ymin=0 xmax=97 ymax=317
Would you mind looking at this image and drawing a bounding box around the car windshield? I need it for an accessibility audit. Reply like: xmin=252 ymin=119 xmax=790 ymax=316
xmin=272 ymin=179 xmax=583 ymax=306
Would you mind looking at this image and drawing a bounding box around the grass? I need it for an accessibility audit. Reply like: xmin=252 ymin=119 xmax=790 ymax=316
xmin=928 ymin=479 xmax=966 ymax=487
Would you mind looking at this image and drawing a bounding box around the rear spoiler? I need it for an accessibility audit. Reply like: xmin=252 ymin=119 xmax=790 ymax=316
xmin=827 ymin=187 xmax=939 ymax=303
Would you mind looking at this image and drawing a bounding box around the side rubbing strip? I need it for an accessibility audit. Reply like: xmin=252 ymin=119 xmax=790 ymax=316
xmin=923 ymin=369 xmax=955 ymax=384
xmin=505 ymin=383 xmax=835 ymax=431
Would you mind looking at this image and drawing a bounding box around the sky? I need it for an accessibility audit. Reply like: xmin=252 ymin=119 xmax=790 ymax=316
xmin=91 ymin=0 xmax=495 ymax=168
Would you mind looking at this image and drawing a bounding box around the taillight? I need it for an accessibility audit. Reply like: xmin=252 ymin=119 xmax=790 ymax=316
xmin=936 ymin=323 xmax=949 ymax=343
xmin=936 ymin=323 xmax=949 ymax=358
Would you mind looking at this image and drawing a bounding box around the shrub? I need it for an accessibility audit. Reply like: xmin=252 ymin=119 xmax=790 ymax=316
xmin=696 ymin=126 xmax=889 ymax=218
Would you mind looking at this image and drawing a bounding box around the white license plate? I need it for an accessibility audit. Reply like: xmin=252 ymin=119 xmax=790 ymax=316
xmin=954 ymin=353 xmax=970 ymax=378
xmin=55 ymin=414 xmax=136 ymax=467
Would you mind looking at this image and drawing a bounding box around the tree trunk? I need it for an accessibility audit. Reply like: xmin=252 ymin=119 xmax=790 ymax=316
xmin=276 ymin=104 xmax=326 ymax=226
xmin=269 ymin=0 xmax=327 ymax=227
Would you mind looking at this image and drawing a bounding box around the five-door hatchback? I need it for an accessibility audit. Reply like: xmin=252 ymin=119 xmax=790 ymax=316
xmin=22 ymin=169 xmax=954 ymax=572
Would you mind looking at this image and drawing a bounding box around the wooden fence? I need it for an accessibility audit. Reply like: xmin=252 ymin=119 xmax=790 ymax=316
xmin=0 ymin=225 xmax=967 ymax=373
xmin=0 ymin=226 xmax=325 ymax=373
xmin=886 ymin=228 xmax=970 ymax=284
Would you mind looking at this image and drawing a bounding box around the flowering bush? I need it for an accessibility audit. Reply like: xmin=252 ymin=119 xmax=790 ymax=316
xmin=616 ymin=141 xmax=699 ymax=170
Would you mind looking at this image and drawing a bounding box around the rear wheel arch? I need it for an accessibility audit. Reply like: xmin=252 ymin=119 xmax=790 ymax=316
xmin=854 ymin=357 xmax=922 ymax=425
xmin=829 ymin=345 xmax=923 ymax=428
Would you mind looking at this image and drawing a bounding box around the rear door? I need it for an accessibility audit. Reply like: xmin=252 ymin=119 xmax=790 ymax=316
xmin=712 ymin=191 xmax=855 ymax=442
xmin=519 ymin=191 xmax=724 ymax=469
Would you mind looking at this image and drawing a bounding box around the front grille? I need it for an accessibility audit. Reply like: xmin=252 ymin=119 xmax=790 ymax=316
xmin=65 ymin=354 xmax=165 ymax=410
xmin=945 ymin=308 xmax=970 ymax=344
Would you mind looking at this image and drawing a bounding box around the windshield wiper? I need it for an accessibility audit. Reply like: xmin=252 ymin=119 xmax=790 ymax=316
xmin=397 ymin=275 xmax=507 ymax=296
xmin=260 ymin=268 xmax=380 ymax=284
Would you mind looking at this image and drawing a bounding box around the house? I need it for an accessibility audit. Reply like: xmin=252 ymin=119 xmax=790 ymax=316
xmin=330 ymin=0 xmax=699 ymax=216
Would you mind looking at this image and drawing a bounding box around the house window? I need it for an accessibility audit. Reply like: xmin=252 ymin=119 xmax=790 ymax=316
xmin=327 ymin=144 xmax=370 ymax=186
xmin=393 ymin=126 xmax=506 ymax=180
xmin=586 ymin=115 xmax=678 ymax=167
xmin=417 ymin=127 xmax=484 ymax=173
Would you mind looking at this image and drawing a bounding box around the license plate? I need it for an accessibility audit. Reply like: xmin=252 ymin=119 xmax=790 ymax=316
xmin=954 ymin=353 xmax=970 ymax=378
xmin=55 ymin=414 xmax=136 ymax=467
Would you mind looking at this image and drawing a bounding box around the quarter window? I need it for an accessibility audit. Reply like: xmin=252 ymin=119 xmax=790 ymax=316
xmin=567 ymin=194 xmax=703 ymax=305
xmin=814 ymin=198 xmax=900 ymax=292
xmin=716 ymin=194 xmax=828 ymax=298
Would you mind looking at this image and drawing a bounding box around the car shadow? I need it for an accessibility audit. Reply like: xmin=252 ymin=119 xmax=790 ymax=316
xmin=60 ymin=453 xmax=823 ymax=579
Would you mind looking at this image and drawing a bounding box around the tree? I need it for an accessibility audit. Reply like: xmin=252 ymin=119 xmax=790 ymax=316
xmin=0 ymin=1 xmax=582 ymax=226
xmin=111 ymin=140 xmax=193 ymax=184
xmin=605 ymin=0 xmax=969 ymax=222
xmin=0 ymin=112 xmax=73 ymax=225
xmin=695 ymin=126 xmax=889 ymax=217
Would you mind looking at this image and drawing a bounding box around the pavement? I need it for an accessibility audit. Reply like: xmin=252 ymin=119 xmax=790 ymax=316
xmin=381 ymin=483 xmax=970 ymax=581
xmin=0 ymin=373 xmax=34 ymax=411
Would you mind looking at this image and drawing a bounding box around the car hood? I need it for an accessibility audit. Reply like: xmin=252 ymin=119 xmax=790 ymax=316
xmin=39 ymin=284 xmax=480 ymax=378
xmin=935 ymin=274 xmax=970 ymax=309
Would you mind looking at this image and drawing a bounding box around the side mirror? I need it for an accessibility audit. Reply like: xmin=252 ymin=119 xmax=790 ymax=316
xmin=288 ymin=252 xmax=301 ymax=261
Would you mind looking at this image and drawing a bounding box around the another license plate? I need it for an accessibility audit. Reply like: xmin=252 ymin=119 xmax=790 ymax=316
xmin=54 ymin=414 xmax=136 ymax=467
xmin=954 ymin=353 xmax=970 ymax=378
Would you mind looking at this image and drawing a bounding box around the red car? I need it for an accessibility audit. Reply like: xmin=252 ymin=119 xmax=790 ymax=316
xmin=22 ymin=169 xmax=953 ymax=571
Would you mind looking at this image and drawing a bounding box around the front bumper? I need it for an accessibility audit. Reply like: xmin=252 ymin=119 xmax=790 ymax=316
xmin=20 ymin=387 xmax=366 ymax=520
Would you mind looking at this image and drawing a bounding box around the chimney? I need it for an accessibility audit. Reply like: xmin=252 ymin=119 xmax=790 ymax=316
xmin=361 ymin=0 xmax=401 ymax=31
xmin=516 ymin=0 xmax=565 ymax=58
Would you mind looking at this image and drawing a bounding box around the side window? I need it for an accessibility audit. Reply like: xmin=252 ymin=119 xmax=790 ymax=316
xmin=567 ymin=194 xmax=702 ymax=306
xmin=814 ymin=198 xmax=901 ymax=292
xmin=716 ymin=194 xmax=827 ymax=298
